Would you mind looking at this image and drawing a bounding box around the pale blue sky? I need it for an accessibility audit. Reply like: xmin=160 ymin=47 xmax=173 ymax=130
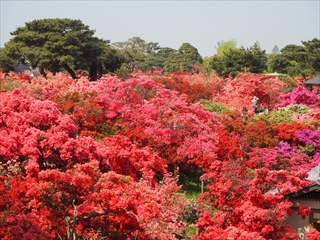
xmin=1 ymin=0 xmax=319 ymax=57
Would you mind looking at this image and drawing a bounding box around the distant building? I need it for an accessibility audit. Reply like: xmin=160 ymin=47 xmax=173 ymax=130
xmin=303 ymin=76 xmax=320 ymax=92
xmin=12 ymin=63 xmax=40 ymax=78
xmin=264 ymin=72 xmax=289 ymax=76
xmin=286 ymin=165 xmax=320 ymax=239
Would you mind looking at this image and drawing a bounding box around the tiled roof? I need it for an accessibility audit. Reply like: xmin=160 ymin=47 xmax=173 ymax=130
xmin=267 ymin=164 xmax=320 ymax=196
xmin=307 ymin=164 xmax=320 ymax=185
xmin=12 ymin=63 xmax=40 ymax=75
xmin=303 ymin=76 xmax=320 ymax=85
xmin=12 ymin=63 xmax=31 ymax=72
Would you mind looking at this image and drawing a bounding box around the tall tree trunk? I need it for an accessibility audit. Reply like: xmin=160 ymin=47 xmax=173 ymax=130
xmin=89 ymin=61 xmax=97 ymax=81
xmin=39 ymin=66 xmax=47 ymax=79
xmin=63 ymin=64 xmax=78 ymax=79
xmin=97 ymin=62 xmax=103 ymax=79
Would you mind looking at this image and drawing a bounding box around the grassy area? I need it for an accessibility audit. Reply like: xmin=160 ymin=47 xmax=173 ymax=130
xmin=184 ymin=223 xmax=198 ymax=240
xmin=178 ymin=167 xmax=203 ymax=199
xmin=181 ymin=178 xmax=202 ymax=199
xmin=178 ymin=168 xmax=203 ymax=239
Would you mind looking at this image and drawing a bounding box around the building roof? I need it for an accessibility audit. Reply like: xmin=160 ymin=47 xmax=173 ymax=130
xmin=264 ymin=72 xmax=289 ymax=76
xmin=11 ymin=63 xmax=40 ymax=76
xmin=307 ymin=164 xmax=320 ymax=184
xmin=12 ymin=63 xmax=31 ymax=73
xmin=303 ymin=76 xmax=320 ymax=85
xmin=286 ymin=165 xmax=320 ymax=201
xmin=268 ymin=165 xmax=320 ymax=198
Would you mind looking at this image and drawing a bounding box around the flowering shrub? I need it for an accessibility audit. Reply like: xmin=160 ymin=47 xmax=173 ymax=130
xmin=199 ymin=99 xmax=231 ymax=114
xmin=0 ymin=76 xmax=190 ymax=239
xmin=197 ymin=162 xmax=311 ymax=239
xmin=211 ymin=73 xmax=288 ymax=114
xmin=267 ymin=104 xmax=311 ymax=124
xmin=276 ymin=121 xmax=310 ymax=145
xmin=295 ymin=129 xmax=320 ymax=156
xmin=181 ymin=198 xmax=200 ymax=223
xmin=0 ymin=71 xmax=319 ymax=239
xmin=275 ymin=86 xmax=320 ymax=110
xmin=306 ymin=228 xmax=320 ymax=240
xmin=151 ymin=71 xmax=216 ymax=103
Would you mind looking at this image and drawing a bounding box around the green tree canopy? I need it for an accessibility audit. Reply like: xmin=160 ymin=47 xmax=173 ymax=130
xmin=153 ymin=47 xmax=176 ymax=70
xmin=112 ymin=37 xmax=170 ymax=72
xmin=302 ymin=38 xmax=320 ymax=74
xmin=211 ymin=42 xmax=267 ymax=78
xmin=268 ymin=39 xmax=320 ymax=77
xmin=272 ymin=44 xmax=314 ymax=77
xmin=215 ymin=39 xmax=237 ymax=56
xmin=266 ymin=45 xmax=280 ymax=73
xmin=203 ymin=56 xmax=215 ymax=74
xmin=272 ymin=45 xmax=280 ymax=54
xmin=0 ymin=18 xmax=123 ymax=80
xmin=113 ymin=37 xmax=149 ymax=71
xmin=246 ymin=42 xmax=268 ymax=73
xmin=163 ymin=43 xmax=203 ymax=73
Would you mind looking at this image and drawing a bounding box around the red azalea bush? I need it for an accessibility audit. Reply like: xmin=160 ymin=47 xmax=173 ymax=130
xmin=1 ymin=70 xmax=320 ymax=239
xmin=51 ymin=75 xmax=223 ymax=170
xmin=151 ymin=71 xmax=216 ymax=103
xmin=197 ymin=162 xmax=311 ymax=239
xmin=211 ymin=73 xmax=288 ymax=115
xmin=0 ymin=77 xmax=189 ymax=239
xmin=276 ymin=121 xmax=311 ymax=146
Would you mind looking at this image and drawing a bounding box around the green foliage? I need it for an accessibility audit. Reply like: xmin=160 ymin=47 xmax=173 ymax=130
xmin=211 ymin=42 xmax=267 ymax=78
xmin=247 ymin=42 xmax=268 ymax=73
xmin=132 ymin=83 xmax=157 ymax=100
xmin=184 ymin=224 xmax=198 ymax=240
xmin=266 ymin=53 xmax=277 ymax=73
xmin=202 ymin=56 xmax=214 ymax=74
xmin=155 ymin=47 xmax=176 ymax=69
xmin=266 ymin=104 xmax=311 ymax=124
xmin=113 ymin=37 xmax=150 ymax=71
xmin=99 ymin=44 xmax=124 ymax=74
xmin=178 ymin=168 xmax=203 ymax=199
xmin=0 ymin=18 xmax=123 ymax=80
xmin=112 ymin=37 xmax=171 ymax=72
xmin=277 ymin=75 xmax=298 ymax=89
xmin=0 ymin=77 xmax=23 ymax=92
xmin=215 ymin=39 xmax=237 ymax=56
xmin=210 ymin=54 xmax=226 ymax=77
xmin=272 ymin=44 xmax=315 ymax=78
xmin=140 ymin=46 xmax=176 ymax=71
xmin=114 ymin=67 xmax=133 ymax=80
xmin=0 ymin=47 xmax=16 ymax=72
xmin=302 ymin=38 xmax=320 ymax=74
xmin=164 ymin=43 xmax=203 ymax=73
xmin=266 ymin=109 xmax=292 ymax=124
xmin=199 ymin=99 xmax=230 ymax=114
xmin=97 ymin=121 xmax=116 ymax=139
xmin=298 ymin=144 xmax=315 ymax=156
xmin=212 ymin=48 xmax=249 ymax=78
xmin=284 ymin=104 xmax=311 ymax=113
xmin=272 ymin=45 xmax=280 ymax=54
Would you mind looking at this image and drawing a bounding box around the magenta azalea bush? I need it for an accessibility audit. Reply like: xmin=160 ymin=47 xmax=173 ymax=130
xmin=275 ymin=86 xmax=320 ymax=109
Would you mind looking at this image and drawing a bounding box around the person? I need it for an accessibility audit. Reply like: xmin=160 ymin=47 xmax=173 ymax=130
xmin=252 ymin=96 xmax=259 ymax=113
xmin=241 ymin=107 xmax=248 ymax=121
xmin=259 ymin=103 xmax=265 ymax=114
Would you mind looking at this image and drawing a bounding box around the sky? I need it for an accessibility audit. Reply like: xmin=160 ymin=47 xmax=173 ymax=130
xmin=0 ymin=0 xmax=319 ymax=57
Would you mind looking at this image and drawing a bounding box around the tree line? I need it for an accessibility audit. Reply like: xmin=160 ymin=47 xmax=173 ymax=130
xmin=0 ymin=18 xmax=319 ymax=80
